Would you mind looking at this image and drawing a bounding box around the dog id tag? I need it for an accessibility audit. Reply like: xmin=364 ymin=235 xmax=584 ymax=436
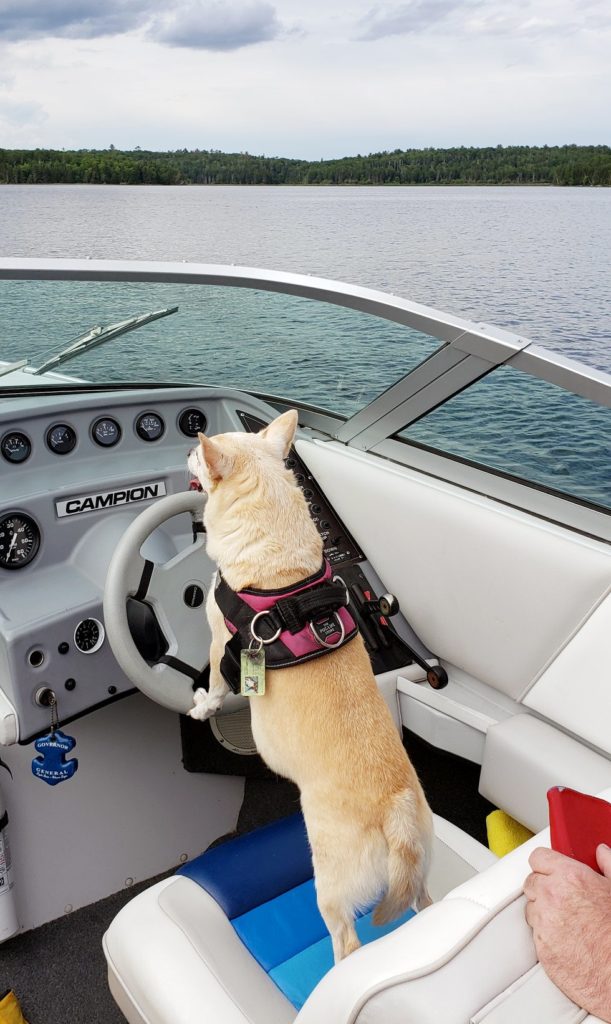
xmin=240 ymin=648 xmax=266 ymax=697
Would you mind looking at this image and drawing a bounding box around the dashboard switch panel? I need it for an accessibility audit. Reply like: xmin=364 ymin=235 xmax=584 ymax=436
xmin=236 ymin=410 xmax=363 ymax=564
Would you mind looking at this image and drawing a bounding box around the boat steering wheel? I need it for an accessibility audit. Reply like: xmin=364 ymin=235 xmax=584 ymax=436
xmin=103 ymin=490 xmax=213 ymax=712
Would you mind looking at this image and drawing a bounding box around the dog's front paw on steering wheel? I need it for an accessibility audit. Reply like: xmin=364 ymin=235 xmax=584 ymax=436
xmin=187 ymin=687 xmax=222 ymax=721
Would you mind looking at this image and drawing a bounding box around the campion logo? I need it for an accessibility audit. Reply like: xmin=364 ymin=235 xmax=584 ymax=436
xmin=55 ymin=481 xmax=166 ymax=518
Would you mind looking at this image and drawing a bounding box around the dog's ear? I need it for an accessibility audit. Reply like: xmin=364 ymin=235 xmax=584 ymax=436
xmin=198 ymin=432 xmax=232 ymax=483
xmin=260 ymin=410 xmax=298 ymax=459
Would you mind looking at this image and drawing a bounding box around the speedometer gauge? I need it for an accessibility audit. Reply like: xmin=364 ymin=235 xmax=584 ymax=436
xmin=0 ymin=513 xmax=41 ymax=570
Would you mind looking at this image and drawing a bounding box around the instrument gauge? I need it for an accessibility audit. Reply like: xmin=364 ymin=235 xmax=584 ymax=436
xmin=136 ymin=412 xmax=165 ymax=442
xmin=1 ymin=431 xmax=31 ymax=464
xmin=178 ymin=408 xmax=207 ymax=438
xmin=0 ymin=513 xmax=41 ymax=570
xmin=92 ymin=417 xmax=121 ymax=448
xmin=74 ymin=617 xmax=105 ymax=654
xmin=46 ymin=423 xmax=77 ymax=455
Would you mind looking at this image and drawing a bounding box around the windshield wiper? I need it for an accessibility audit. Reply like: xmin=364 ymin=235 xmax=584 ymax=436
xmin=31 ymin=306 xmax=179 ymax=376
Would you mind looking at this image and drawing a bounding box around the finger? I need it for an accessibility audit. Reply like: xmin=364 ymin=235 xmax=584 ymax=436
xmin=596 ymin=843 xmax=611 ymax=879
xmin=528 ymin=846 xmax=564 ymax=874
xmin=524 ymin=898 xmax=536 ymax=927
xmin=523 ymin=872 xmax=539 ymax=900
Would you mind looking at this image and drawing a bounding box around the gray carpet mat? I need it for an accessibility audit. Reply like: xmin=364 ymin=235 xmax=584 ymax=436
xmin=0 ymin=777 xmax=300 ymax=1024
xmin=0 ymin=750 xmax=488 ymax=1023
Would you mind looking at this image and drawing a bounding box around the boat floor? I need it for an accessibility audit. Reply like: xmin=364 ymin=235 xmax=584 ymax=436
xmin=0 ymin=735 xmax=494 ymax=1024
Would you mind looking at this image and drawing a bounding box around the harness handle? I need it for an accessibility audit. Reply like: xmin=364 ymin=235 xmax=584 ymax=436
xmin=274 ymin=582 xmax=349 ymax=635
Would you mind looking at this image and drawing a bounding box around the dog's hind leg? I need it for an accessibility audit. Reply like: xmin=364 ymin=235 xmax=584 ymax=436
xmin=416 ymin=884 xmax=433 ymax=911
xmin=372 ymin=788 xmax=433 ymax=925
xmin=315 ymin=876 xmax=361 ymax=963
xmin=309 ymin=822 xmax=387 ymax=963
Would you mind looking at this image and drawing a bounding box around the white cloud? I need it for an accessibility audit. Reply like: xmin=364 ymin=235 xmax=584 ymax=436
xmin=0 ymin=0 xmax=608 ymax=155
xmin=0 ymin=0 xmax=158 ymax=41
xmin=152 ymin=1 xmax=282 ymax=50
xmin=0 ymin=95 xmax=48 ymax=144
xmin=356 ymin=0 xmax=477 ymax=41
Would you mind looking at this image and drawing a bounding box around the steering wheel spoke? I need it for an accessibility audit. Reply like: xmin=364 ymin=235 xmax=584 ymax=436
xmin=104 ymin=491 xmax=213 ymax=712
xmin=143 ymin=542 xmax=210 ymax=667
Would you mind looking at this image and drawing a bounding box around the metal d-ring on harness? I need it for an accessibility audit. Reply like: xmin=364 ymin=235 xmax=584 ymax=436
xmin=215 ymin=560 xmax=359 ymax=693
xmin=308 ymin=614 xmax=345 ymax=649
xmin=250 ymin=611 xmax=282 ymax=646
xmin=312 ymin=572 xmax=349 ymax=649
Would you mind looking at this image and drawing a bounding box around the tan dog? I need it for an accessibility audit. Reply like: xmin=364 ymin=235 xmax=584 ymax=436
xmin=187 ymin=410 xmax=433 ymax=962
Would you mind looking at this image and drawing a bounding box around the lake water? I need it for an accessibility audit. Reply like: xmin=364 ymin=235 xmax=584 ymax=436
xmin=1 ymin=184 xmax=610 ymax=364
xmin=0 ymin=184 xmax=610 ymax=508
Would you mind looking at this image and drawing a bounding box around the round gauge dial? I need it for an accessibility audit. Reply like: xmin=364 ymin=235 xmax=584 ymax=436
xmin=74 ymin=617 xmax=105 ymax=654
xmin=0 ymin=513 xmax=40 ymax=570
xmin=178 ymin=408 xmax=207 ymax=438
xmin=92 ymin=417 xmax=121 ymax=448
xmin=46 ymin=423 xmax=77 ymax=455
xmin=1 ymin=431 xmax=31 ymax=464
xmin=136 ymin=412 xmax=165 ymax=442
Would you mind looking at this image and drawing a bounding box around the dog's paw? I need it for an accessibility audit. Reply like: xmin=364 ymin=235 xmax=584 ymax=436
xmin=187 ymin=688 xmax=220 ymax=721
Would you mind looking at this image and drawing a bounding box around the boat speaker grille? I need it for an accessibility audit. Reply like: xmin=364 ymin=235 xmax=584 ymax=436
xmin=209 ymin=707 xmax=258 ymax=756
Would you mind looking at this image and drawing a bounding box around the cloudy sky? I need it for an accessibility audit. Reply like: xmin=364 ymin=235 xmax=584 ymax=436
xmin=0 ymin=0 xmax=609 ymax=158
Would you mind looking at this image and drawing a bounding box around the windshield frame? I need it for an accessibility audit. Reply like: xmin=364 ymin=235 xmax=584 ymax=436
xmin=0 ymin=256 xmax=532 ymax=428
xmin=2 ymin=258 xmax=611 ymax=542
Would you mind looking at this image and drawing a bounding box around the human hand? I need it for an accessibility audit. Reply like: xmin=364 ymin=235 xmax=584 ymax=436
xmin=524 ymin=844 xmax=611 ymax=1021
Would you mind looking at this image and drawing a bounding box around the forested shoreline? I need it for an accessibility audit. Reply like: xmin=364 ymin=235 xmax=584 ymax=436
xmin=1 ymin=145 xmax=609 ymax=186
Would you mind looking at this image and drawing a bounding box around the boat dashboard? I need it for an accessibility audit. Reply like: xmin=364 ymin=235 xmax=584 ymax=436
xmin=0 ymin=384 xmax=415 ymax=744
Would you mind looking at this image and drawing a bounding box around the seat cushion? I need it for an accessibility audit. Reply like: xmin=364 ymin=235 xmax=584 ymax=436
xmin=176 ymin=812 xmax=312 ymax=918
xmin=177 ymin=813 xmax=415 ymax=1011
xmin=104 ymin=875 xmax=297 ymax=1024
xmin=104 ymin=812 xmax=495 ymax=1024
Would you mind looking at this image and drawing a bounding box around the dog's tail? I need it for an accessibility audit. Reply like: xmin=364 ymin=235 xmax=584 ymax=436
xmin=372 ymin=787 xmax=433 ymax=926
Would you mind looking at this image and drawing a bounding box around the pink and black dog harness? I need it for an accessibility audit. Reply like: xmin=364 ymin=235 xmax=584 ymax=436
xmin=215 ymin=559 xmax=358 ymax=693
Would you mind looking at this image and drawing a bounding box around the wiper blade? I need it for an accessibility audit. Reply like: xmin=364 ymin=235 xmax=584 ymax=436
xmin=32 ymin=306 xmax=179 ymax=376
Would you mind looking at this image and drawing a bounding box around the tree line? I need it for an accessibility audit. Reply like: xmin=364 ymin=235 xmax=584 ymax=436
xmin=0 ymin=145 xmax=609 ymax=186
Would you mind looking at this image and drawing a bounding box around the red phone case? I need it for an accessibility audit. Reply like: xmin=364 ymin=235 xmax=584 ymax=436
xmin=548 ymin=786 xmax=611 ymax=873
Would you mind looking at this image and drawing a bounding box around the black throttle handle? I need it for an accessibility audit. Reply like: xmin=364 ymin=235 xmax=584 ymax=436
xmin=361 ymin=591 xmax=448 ymax=690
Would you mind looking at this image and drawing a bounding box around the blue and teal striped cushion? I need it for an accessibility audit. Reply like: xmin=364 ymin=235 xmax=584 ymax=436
xmin=178 ymin=813 xmax=416 ymax=1009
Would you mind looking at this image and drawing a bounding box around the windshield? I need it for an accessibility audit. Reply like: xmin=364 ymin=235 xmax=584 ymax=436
xmin=2 ymin=262 xmax=611 ymax=532
xmin=0 ymin=277 xmax=442 ymax=417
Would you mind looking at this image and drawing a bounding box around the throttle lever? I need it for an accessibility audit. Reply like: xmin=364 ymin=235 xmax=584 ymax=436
xmin=361 ymin=591 xmax=448 ymax=690
xmin=359 ymin=593 xmax=399 ymax=618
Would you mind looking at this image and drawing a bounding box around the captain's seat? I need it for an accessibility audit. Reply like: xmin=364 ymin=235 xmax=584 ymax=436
xmin=103 ymin=715 xmax=611 ymax=1024
xmin=103 ymin=810 xmax=495 ymax=1024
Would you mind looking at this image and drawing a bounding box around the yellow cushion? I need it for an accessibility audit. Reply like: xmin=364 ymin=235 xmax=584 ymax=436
xmin=0 ymin=991 xmax=29 ymax=1024
xmin=486 ymin=809 xmax=534 ymax=857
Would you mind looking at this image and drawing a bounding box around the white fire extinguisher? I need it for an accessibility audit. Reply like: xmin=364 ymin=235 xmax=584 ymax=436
xmin=0 ymin=774 xmax=19 ymax=942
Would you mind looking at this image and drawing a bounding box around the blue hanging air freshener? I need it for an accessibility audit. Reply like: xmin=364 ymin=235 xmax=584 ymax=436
xmin=32 ymin=730 xmax=78 ymax=786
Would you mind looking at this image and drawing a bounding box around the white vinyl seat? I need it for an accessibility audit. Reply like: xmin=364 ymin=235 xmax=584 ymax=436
xmin=104 ymin=702 xmax=611 ymax=1024
xmin=103 ymin=812 xmax=496 ymax=1024
xmin=104 ymin=793 xmax=611 ymax=1024
xmin=296 ymin=800 xmax=611 ymax=1024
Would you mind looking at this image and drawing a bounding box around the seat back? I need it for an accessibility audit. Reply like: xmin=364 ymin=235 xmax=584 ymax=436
xmin=296 ymin=787 xmax=611 ymax=1024
xmin=479 ymin=714 xmax=611 ymax=833
xmin=297 ymin=439 xmax=611 ymax=704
